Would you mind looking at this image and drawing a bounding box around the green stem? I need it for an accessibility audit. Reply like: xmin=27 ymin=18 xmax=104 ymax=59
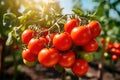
xmin=12 ymin=51 xmax=18 ymax=80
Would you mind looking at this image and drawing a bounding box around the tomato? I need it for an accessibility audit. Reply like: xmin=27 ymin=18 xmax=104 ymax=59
xmin=64 ymin=19 xmax=80 ymax=33
xmin=72 ymin=59 xmax=89 ymax=76
xmin=38 ymin=48 xmax=60 ymax=67
xmin=59 ymin=51 xmax=75 ymax=68
xmin=53 ymin=32 xmax=72 ymax=51
xmin=22 ymin=49 xmax=37 ymax=62
xmin=23 ymin=59 xmax=36 ymax=67
xmin=80 ymin=53 xmax=94 ymax=62
xmin=100 ymin=38 xmax=105 ymax=44
xmin=113 ymin=43 xmax=120 ymax=49
xmin=71 ymin=26 xmax=91 ymax=46
xmin=87 ymin=20 xmax=101 ymax=38
xmin=21 ymin=29 xmax=36 ymax=44
xmin=28 ymin=37 xmax=47 ymax=55
xmin=112 ymin=54 xmax=119 ymax=61
xmin=83 ymin=39 xmax=98 ymax=52
xmin=13 ymin=45 xmax=19 ymax=50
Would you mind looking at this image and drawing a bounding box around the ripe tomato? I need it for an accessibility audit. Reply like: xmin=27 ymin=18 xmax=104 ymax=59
xmin=38 ymin=48 xmax=60 ymax=67
xmin=100 ymin=38 xmax=105 ymax=44
xmin=113 ymin=43 xmax=120 ymax=49
xmin=72 ymin=59 xmax=89 ymax=76
xmin=87 ymin=20 xmax=101 ymax=38
xmin=23 ymin=59 xmax=36 ymax=67
xmin=71 ymin=26 xmax=91 ymax=46
xmin=59 ymin=51 xmax=75 ymax=68
xmin=112 ymin=54 xmax=119 ymax=61
xmin=64 ymin=19 xmax=80 ymax=33
xmin=53 ymin=32 xmax=72 ymax=51
xmin=83 ymin=39 xmax=98 ymax=52
xmin=28 ymin=37 xmax=47 ymax=55
xmin=13 ymin=45 xmax=19 ymax=50
xmin=21 ymin=29 xmax=36 ymax=44
xmin=22 ymin=49 xmax=37 ymax=62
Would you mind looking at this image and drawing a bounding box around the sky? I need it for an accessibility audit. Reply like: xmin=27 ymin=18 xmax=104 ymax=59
xmin=58 ymin=0 xmax=120 ymax=20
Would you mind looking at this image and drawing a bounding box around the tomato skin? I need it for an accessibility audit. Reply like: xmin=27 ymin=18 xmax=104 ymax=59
xmin=87 ymin=21 xmax=101 ymax=38
xmin=13 ymin=45 xmax=19 ymax=50
xmin=22 ymin=29 xmax=36 ymax=44
xmin=72 ymin=59 xmax=89 ymax=76
xmin=83 ymin=39 xmax=98 ymax=52
xmin=53 ymin=32 xmax=72 ymax=51
xmin=59 ymin=51 xmax=75 ymax=68
xmin=28 ymin=38 xmax=47 ymax=55
xmin=22 ymin=49 xmax=37 ymax=62
xmin=23 ymin=59 xmax=36 ymax=67
xmin=64 ymin=19 xmax=80 ymax=33
xmin=112 ymin=54 xmax=119 ymax=61
xmin=38 ymin=48 xmax=60 ymax=67
xmin=71 ymin=26 xmax=91 ymax=46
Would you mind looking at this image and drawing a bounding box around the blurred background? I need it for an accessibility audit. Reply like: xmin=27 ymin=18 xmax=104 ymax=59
xmin=0 ymin=0 xmax=120 ymax=80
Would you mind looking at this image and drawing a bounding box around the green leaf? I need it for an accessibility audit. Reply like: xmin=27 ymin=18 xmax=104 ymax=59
xmin=72 ymin=9 xmax=83 ymax=15
xmin=3 ymin=13 xmax=19 ymax=27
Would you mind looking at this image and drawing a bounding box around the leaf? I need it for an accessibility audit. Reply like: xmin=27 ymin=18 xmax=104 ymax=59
xmin=3 ymin=13 xmax=19 ymax=27
xmin=6 ymin=31 xmax=13 ymax=46
xmin=72 ymin=9 xmax=83 ymax=15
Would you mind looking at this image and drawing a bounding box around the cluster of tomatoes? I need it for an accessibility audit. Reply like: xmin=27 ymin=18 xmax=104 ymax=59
xmin=100 ymin=38 xmax=120 ymax=61
xmin=21 ymin=18 xmax=101 ymax=76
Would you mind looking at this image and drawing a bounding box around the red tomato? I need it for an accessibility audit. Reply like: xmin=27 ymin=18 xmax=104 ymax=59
xmin=28 ymin=38 xmax=47 ymax=55
xmin=83 ymin=39 xmax=98 ymax=52
xmin=72 ymin=59 xmax=89 ymax=76
xmin=112 ymin=54 xmax=119 ymax=61
xmin=100 ymin=38 xmax=105 ymax=44
xmin=71 ymin=26 xmax=91 ymax=46
xmin=64 ymin=19 xmax=80 ymax=33
xmin=113 ymin=43 xmax=120 ymax=49
xmin=38 ymin=48 xmax=60 ymax=67
xmin=87 ymin=20 xmax=101 ymax=38
xmin=13 ymin=45 xmax=19 ymax=50
xmin=22 ymin=49 xmax=37 ymax=62
xmin=53 ymin=32 xmax=72 ymax=51
xmin=21 ymin=29 xmax=36 ymax=44
xmin=59 ymin=51 xmax=75 ymax=68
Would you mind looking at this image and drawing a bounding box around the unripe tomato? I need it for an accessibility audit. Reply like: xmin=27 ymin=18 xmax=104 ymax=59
xmin=64 ymin=19 xmax=80 ymax=33
xmin=72 ymin=59 xmax=89 ymax=76
xmin=38 ymin=48 xmax=60 ymax=67
xmin=28 ymin=38 xmax=47 ymax=55
xmin=83 ymin=39 xmax=98 ymax=52
xmin=59 ymin=51 xmax=75 ymax=68
xmin=80 ymin=53 xmax=94 ymax=62
xmin=112 ymin=54 xmax=119 ymax=61
xmin=22 ymin=49 xmax=37 ymax=62
xmin=21 ymin=29 xmax=36 ymax=44
xmin=87 ymin=20 xmax=101 ymax=38
xmin=53 ymin=32 xmax=72 ymax=51
xmin=71 ymin=26 xmax=91 ymax=46
xmin=23 ymin=59 xmax=36 ymax=67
